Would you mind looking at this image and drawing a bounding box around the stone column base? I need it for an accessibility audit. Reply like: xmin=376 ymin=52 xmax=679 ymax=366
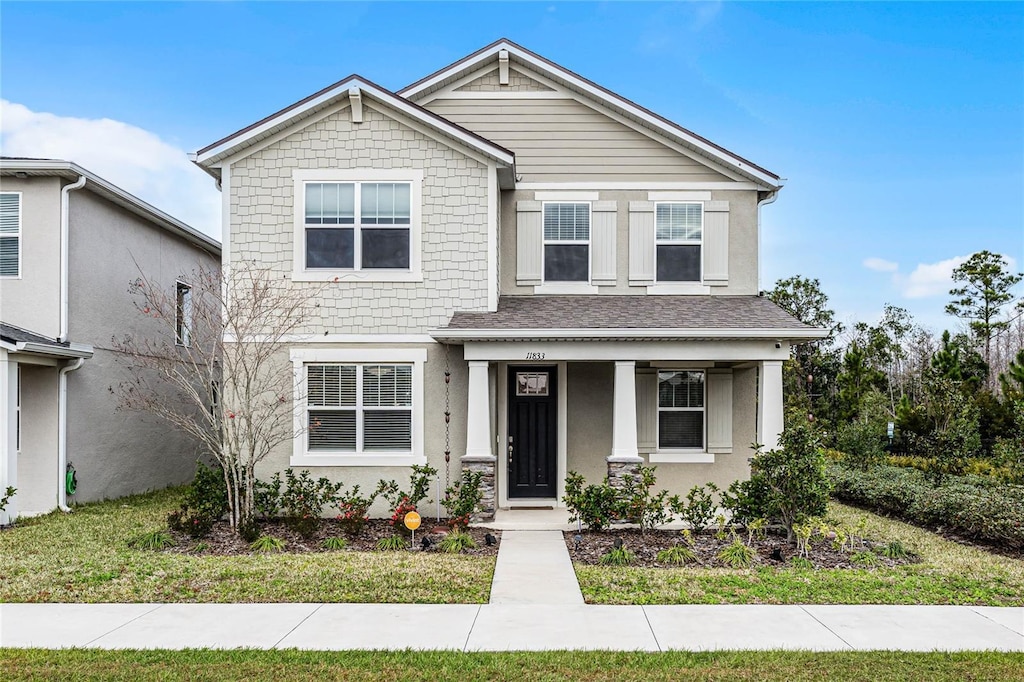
xmin=606 ymin=455 xmax=643 ymax=491
xmin=461 ymin=455 xmax=496 ymax=522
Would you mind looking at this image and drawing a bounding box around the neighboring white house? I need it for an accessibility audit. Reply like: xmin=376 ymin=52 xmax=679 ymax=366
xmin=191 ymin=40 xmax=825 ymax=518
xmin=0 ymin=158 xmax=221 ymax=523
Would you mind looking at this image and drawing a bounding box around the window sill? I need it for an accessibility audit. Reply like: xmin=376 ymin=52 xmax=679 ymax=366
xmin=292 ymin=270 xmax=423 ymax=283
xmin=646 ymin=284 xmax=712 ymax=295
xmin=533 ymin=283 xmax=599 ymax=295
xmin=649 ymin=451 xmax=715 ymax=464
xmin=291 ymin=453 xmax=427 ymax=467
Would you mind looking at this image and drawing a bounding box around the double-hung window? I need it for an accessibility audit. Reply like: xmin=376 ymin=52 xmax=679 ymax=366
xmin=543 ymin=202 xmax=590 ymax=282
xmin=0 ymin=192 xmax=21 ymax=278
xmin=657 ymin=370 xmax=705 ymax=450
xmin=305 ymin=181 xmax=411 ymax=270
xmin=655 ymin=203 xmax=702 ymax=282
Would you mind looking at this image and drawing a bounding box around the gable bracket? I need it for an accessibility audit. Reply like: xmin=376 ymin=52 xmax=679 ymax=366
xmin=349 ymin=87 xmax=363 ymax=124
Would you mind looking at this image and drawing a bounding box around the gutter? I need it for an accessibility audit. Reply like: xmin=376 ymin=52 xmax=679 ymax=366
xmin=429 ymin=326 xmax=828 ymax=343
xmin=756 ymin=190 xmax=780 ymax=294
xmin=57 ymin=357 xmax=85 ymax=512
xmin=59 ymin=175 xmax=87 ymax=342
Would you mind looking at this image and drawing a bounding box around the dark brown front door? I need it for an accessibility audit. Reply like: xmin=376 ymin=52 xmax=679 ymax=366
xmin=507 ymin=366 xmax=557 ymax=498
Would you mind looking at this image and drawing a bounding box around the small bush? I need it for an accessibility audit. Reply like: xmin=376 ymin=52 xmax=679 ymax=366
xmin=321 ymin=536 xmax=348 ymax=551
xmin=376 ymin=535 xmax=407 ymax=551
xmin=439 ymin=529 xmax=477 ymax=554
xmin=129 ymin=529 xmax=175 ymax=550
xmin=167 ymin=462 xmax=228 ymax=538
xmin=717 ymin=537 xmax=755 ymax=568
xmin=336 ymin=481 xmax=387 ymax=535
xmin=851 ymin=550 xmax=880 ymax=566
xmin=563 ymin=472 xmax=620 ymax=531
xmin=279 ymin=469 xmax=343 ymax=538
xmin=443 ymin=470 xmax=485 ymax=529
xmin=0 ymin=485 xmax=15 ymax=515
xmin=669 ymin=482 xmax=719 ymax=535
xmin=615 ymin=466 xmax=672 ymax=532
xmin=877 ymin=540 xmax=913 ymax=561
xmin=254 ymin=473 xmax=282 ymax=520
xmin=599 ymin=545 xmax=636 ymax=566
xmin=380 ymin=464 xmax=438 ymax=531
xmin=657 ymin=544 xmax=697 ymax=565
xmin=250 ymin=535 xmax=285 ymax=553
xmin=788 ymin=556 xmax=814 ymax=570
xmin=836 ymin=420 xmax=887 ymax=471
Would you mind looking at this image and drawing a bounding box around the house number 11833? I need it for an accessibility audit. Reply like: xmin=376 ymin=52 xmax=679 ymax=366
xmin=525 ymin=352 xmax=546 ymax=360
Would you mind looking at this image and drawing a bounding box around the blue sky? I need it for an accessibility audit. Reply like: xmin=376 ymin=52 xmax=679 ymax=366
xmin=2 ymin=1 xmax=1021 ymax=332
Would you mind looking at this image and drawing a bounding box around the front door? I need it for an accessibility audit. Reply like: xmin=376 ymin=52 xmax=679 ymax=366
xmin=507 ymin=366 xmax=557 ymax=498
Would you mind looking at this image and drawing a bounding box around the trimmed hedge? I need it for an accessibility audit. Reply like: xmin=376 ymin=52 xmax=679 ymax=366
xmin=829 ymin=464 xmax=1024 ymax=549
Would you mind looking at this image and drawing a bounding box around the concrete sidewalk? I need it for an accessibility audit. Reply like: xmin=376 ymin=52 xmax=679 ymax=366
xmin=488 ymin=530 xmax=584 ymax=605
xmin=1 ymin=603 xmax=1021 ymax=651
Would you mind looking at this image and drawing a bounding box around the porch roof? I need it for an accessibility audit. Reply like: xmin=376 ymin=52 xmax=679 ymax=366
xmin=432 ymin=295 xmax=826 ymax=342
xmin=0 ymin=322 xmax=94 ymax=359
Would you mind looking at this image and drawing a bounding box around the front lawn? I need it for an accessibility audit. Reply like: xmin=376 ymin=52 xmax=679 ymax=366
xmin=0 ymin=488 xmax=494 ymax=603
xmin=3 ymin=650 xmax=1024 ymax=682
xmin=575 ymin=501 xmax=1024 ymax=605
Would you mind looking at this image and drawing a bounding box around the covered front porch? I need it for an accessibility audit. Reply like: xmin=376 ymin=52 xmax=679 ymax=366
xmin=432 ymin=296 xmax=825 ymax=519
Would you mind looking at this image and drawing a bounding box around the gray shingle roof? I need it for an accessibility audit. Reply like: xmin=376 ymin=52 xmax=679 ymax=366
xmin=1 ymin=322 xmax=94 ymax=358
xmin=0 ymin=322 xmax=69 ymax=348
xmin=442 ymin=295 xmax=820 ymax=337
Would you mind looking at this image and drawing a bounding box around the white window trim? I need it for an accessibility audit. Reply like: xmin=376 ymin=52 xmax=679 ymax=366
xmin=290 ymin=347 xmax=426 ymax=466
xmin=541 ymin=201 xmax=591 ymax=285
xmin=0 ymin=191 xmax=22 ymax=279
xmin=291 ymin=169 xmax=423 ymax=283
xmin=652 ymin=201 xmax=703 ymax=286
xmin=175 ymin=281 xmax=192 ymax=347
xmin=652 ymin=369 xmax=710 ymax=463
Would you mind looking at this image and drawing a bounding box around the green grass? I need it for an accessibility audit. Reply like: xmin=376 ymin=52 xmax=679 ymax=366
xmin=2 ymin=650 xmax=1022 ymax=681
xmin=576 ymin=501 xmax=1024 ymax=606
xmin=0 ymin=488 xmax=493 ymax=603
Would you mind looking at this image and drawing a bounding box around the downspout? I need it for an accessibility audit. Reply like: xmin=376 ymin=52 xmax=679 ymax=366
xmin=756 ymin=189 xmax=779 ymax=294
xmin=59 ymin=176 xmax=87 ymax=342
xmin=57 ymin=358 xmax=84 ymax=512
xmin=58 ymin=176 xmax=87 ymax=511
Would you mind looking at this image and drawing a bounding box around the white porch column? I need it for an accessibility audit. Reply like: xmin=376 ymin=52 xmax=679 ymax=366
xmin=610 ymin=360 xmax=641 ymax=460
xmin=757 ymin=360 xmax=785 ymax=451
xmin=464 ymin=360 xmax=493 ymax=457
xmin=0 ymin=352 xmax=17 ymax=525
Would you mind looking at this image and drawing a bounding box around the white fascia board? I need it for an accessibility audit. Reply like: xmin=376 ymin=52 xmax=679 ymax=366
xmin=195 ymin=79 xmax=515 ymax=169
xmin=16 ymin=342 xmax=94 ymax=359
xmin=400 ymin=42 xmax=781 ymax=190
xmin=430 ymin=327 xmax=827 ymax=342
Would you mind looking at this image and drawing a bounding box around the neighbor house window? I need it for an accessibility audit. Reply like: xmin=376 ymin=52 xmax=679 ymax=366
xmin=304 ymin=181 xmax=411 ymax=270
xmin=175 ymin=282 xmax=192 ymax=346
xmin=657 ymin=370 xmax=705 ymax=449
xmin=656 ymin=203 xmax=702 ymax=282
xmin=543 ymin=202 xmax=590 ymax=282
xmin=306 ymin=363 xmax=413 ymax=454
xmin=0 ymin=192 xmax=21 ymax=278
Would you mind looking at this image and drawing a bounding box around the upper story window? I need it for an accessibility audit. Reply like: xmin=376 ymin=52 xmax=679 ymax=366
xmin=175 ymin=282 xmax=192 ymax=346
xmin=292 ymin=169 xmax=422 ymax=283
xmin=543 ymin=202 xmax=590 ymax=282
xmin=657 ymin=370 xmax=705 ymax=450
xmin=656 ymin=203 xmax=702 ymax=282
xmin=0 ymin=192 xmax=21 ymax=278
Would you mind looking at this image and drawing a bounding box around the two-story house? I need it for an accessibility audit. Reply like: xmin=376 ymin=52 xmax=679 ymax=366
xmin=192 ymin=40 xmax=824 ymax=519
xmin=0 ymin=158 xmax=221 ymax=523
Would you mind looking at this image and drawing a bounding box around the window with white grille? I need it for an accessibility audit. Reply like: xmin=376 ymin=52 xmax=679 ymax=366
xmin=0 ymin=192 xmax=21 ymax=278
xmin=657 ymin=370 xmax=705 ymax=449
xmin=543 ymin=202 xmax=590 ymax=282
xmin=655 ymin=203 xmax=702 ymax=282
xmin=304 ymin=181 xmax=411 ymax=270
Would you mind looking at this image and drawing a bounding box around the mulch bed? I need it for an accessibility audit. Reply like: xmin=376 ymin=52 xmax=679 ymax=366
xmin=564 ymin=527 xmax=916 ymax=569
xmin=166 ymin=518 xmax=501 ymax=557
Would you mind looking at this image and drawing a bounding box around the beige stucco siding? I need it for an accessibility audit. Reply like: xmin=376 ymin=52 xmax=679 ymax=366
xmin=425 ymin=98 xmax=732 ymax=184
xmin=229 ymin=103 xmax=491 ymax=335
xmin=0 ymin=176 xmax=62 ymax=338
xmin=14 ymin=364 xmax=59 ymax=515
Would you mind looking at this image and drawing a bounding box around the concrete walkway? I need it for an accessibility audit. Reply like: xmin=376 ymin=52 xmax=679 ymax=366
xmin=2 ymin=603 xmax=1021 ymax=651
xmin=489 ymin=530 xmax=584 ymax=604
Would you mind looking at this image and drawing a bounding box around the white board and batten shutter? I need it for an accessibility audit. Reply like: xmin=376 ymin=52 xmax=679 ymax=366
xmin=706 ymin=369 xmax=733 ymax=453
xmin=635 ymin=370 xmax=657 ymax=452
xmin=703 ymin=200 xmax=729 ymax=285
xmin=516 ymin=200 xmax=542 ymax=285
xmin=628 ymin=201 xmax=655 ymax=285
xmin=591 ymin=200 xmax=617 ymax=286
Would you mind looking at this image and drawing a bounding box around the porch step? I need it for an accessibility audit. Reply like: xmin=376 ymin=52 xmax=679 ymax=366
xmin=488 ymin=530 xmax=584 ymax=605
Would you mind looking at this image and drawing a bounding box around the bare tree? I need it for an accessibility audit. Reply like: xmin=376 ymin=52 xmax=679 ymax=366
xmin=113 ymin=262 xmax=321 ymax=535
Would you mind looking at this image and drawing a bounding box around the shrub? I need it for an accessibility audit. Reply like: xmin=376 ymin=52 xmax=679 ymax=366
xmin=717 ymin=537 xmax=755 ymax=568
xmin=336 ymin=481 xmax=388 ymax=535
xmin=616 ymin=465 xmax=672 ymax=532
xmin=657 ymin=544 xmax=697 ymax=565
xmin=321 ymin=536 xmax=348 ymax=551
xmin=439 ymin=529 xmax=477 ymax=553
xmin=380 ymin=464 xmax=438 ymax=531
xmin=376 ymin=535 xmax=407 ymax=551
xmin=835 ymin=419 xmax=887 ymax=471
xmin=279 ymin=469 xmax=343 ymax=538
xmin=0 ymin=485 xmax=15 ymax=516
xmin=129 ymin=529 xmax=175 ymax=550
xmin=563 ymin=472 xmax=620 ymax=531
xmin=250 ymin=535 xmax=285 ymax=553
xmin=599 ymin=545 xmax=635 ymax=566
xmin=168 ymin=461 xmax=229 ymax=538
xmin=443 ymin=470 xmax=485 ymax=529
xmin=669 ymin=482 xmax=719 ymax=534
xmin=254 ymin=472 xmax=282 ymax=520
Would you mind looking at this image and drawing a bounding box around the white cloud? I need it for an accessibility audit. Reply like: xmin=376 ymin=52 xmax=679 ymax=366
xmin=0 ymin=100 xmax=220 ymax=239
xmin=863 ymin=257 xmax=899 ymax=273
xmin=895 ymin=255 xmax=970 ymax=299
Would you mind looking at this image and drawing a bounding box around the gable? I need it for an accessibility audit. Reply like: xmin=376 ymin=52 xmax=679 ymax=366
xmin=455 ymin=67 xmax=554 ymax=93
